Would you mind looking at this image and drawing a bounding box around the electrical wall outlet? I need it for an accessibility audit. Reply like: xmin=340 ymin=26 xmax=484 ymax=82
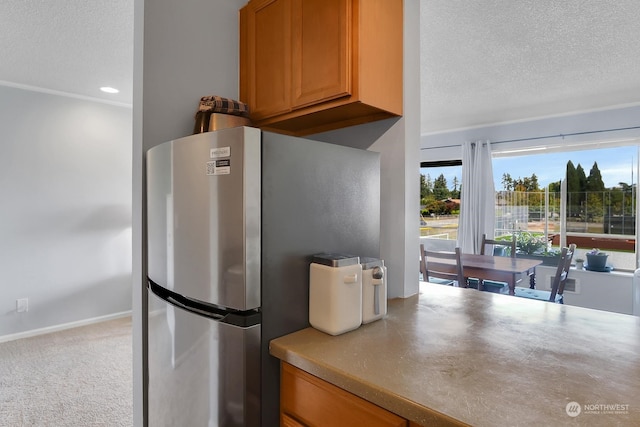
xmin=16 ymin=298 xmax=28 ymax=313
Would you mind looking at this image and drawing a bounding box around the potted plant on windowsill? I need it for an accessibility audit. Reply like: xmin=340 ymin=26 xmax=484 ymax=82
xmin=574 ymin=258 xmax=584 ymax=269
xmin=512 ymin=231 xmax=562 ymax=266
xmin=585 ymin=248 xmax=609 ymax=271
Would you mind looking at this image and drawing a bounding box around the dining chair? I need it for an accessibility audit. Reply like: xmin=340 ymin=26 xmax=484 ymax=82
xmin=514 ymin=244 xmax=576 ymax=303
xmin=480 ymin=233 xmax=516 ymax=257
xmin=419 ymin=244 xmax=465 ymax=286
xmin=469 ymin=234 xmax=517 ymax=293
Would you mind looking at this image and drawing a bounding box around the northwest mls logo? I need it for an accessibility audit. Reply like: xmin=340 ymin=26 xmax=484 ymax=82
xmin=566 ymin=401 xmax=630 ymax=417
xmin=566 ymin=402 xmax=581 ymax=417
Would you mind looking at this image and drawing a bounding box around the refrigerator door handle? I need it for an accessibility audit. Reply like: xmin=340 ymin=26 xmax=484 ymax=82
xmin=148 ymin=278 xmax=261 ymax=327
xmin=165 ymin=295 xmax=225 ymax=321
xmin=148 ymin=279 xmax=231 ymax=322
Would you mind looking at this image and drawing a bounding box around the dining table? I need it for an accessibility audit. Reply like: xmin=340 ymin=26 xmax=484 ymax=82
xmin=460 ymin=253 xmax=542 ymax=295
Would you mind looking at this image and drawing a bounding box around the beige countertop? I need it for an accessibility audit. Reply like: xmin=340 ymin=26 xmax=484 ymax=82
xmin=270 ymin=282 xmax=640 ymax=426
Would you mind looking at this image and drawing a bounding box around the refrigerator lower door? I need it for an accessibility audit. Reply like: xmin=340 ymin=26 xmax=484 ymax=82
xmin=148 ymin=290 xmax=260 ymax=427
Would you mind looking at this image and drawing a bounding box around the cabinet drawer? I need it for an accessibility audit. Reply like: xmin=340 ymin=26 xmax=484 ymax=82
xmin=281 ymin=362 xmax=407 ymax=427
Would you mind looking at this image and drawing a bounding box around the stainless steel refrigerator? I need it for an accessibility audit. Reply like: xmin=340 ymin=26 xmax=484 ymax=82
xmin=146 ymin=126 xmax=380 ymax=426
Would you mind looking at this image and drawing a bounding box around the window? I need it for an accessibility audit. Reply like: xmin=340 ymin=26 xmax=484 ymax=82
xmin=420 ymin=161 xmax=461 ymax=243
xmin=420 ymin=143 xmax=639 ymax=271
xmin=494 ymin=144 xmax=638 ymax=271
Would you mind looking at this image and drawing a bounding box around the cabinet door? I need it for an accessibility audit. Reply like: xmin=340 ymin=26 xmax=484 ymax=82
xmin=244 ymin=0 xmax=292 ymax=120
xmin=291 ymin=0 xmax=351 ymax=109
xmin=281 ymin=363 xmax=407 ymax=427
xmin=281 ymin=413 xmax=306 ymax=427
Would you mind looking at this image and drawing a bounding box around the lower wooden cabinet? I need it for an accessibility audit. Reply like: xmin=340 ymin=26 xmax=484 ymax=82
xmin=282 ymin=412 xmax=307 ymax=427
xmin=280 ymin=362 xmax=407 ymax=427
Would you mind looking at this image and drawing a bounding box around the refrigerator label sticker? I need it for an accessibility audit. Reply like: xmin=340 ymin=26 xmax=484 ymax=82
xmin=206 ymin=159 xmax=231 ymax=176
xmin=210 ymin=147 xmax=230 ymax=159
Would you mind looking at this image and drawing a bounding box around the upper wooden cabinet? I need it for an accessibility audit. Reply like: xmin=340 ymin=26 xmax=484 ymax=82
xmin=240 ymin=0 xmax=403 ymax=136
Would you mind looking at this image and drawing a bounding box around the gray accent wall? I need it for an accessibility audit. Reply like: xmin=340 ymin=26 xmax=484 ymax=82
xmin=134 ymin=1 xmax=249 ymax=425
xmin=0 ymin=85 xmax=132 ymax=337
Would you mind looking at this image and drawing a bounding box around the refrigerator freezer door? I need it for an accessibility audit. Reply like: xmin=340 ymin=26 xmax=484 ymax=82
xmin=147 ymin=127 xmax=261 ymax=310
xmin=148 ymin=290 xmax=260 ymax=427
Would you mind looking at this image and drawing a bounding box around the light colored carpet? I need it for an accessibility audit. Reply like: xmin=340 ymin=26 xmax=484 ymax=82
xmin=0 ymin=316 xmax=133 ymax=427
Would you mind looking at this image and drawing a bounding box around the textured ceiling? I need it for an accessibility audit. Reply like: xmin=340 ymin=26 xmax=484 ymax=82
xmin=0 ymin=0 xmax=133 ymax=106
xmin=1 ymin=1 xmax=639 ymax=132
xmin=420 ymin=0 xmax=640 ymax=134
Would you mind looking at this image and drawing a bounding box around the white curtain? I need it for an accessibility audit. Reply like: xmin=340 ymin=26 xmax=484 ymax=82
xmin=458 ymin=141 xmax=495 ymax=254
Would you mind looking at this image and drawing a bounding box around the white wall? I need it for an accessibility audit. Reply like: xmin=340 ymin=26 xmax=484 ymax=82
xmin=535 ymin=266 xmax=633 ymax=314
xmin=420 ymin=104 xmax=640 ymax=162
xmin=0 ymin=85 xmax=132 ymax=338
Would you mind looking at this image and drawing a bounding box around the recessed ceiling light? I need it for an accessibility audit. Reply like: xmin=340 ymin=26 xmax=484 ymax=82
xmin=100 ymin=86 xmax=119 ymax=94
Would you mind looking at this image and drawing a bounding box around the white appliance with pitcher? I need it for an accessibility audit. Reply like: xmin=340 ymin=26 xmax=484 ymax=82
xmin=309 ymin=254 xmax=386 ymax=336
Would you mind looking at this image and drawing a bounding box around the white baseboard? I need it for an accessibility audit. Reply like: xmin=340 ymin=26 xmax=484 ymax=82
xmin=0 ymin=311 xmax=132 ymax=344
